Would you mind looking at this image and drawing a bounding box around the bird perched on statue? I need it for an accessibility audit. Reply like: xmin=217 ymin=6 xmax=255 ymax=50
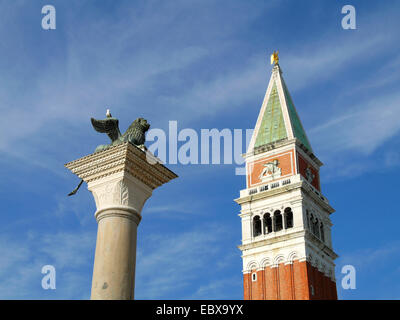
xmin=90 ymin=110 xmax=150 ymax=153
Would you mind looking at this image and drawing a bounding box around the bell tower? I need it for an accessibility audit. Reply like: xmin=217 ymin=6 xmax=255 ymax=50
xmin=235 ymin=54 xmax=338 ymax=300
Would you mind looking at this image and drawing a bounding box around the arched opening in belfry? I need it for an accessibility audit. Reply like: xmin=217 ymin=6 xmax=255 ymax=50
xmin=284 ymin=207 xmax=293 ymax=229
xmin=253 ymin=216 xmax=262 ymax=237
xmin=274 ymin=210 xmax=283 ymax=232
xmin=263 ymin=213 xmax=273 ymax=234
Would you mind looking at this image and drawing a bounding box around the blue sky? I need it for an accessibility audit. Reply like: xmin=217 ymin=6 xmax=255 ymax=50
xmin=0 ymin=0 xmax=399 ymax=299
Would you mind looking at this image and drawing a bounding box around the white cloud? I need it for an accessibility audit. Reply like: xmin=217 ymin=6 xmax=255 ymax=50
xmin=0 ymin=230 xmax=95 ymax=299
xmin=338 ymin=242 xmax=400 ymax=270
xmin=310 ymin=92 xmax=400 ymax=156
xmin=144 ymin=204 xmax=198 ymax=216
xmin=283 ymin=35 xmax=389 ymax=92
xmin=189 ymin=276 xmax=242 ymax=299
xmin=336 ymin=242 xmax=400 ymax=299
xmin=158 ymin=55 xmax=266 ymax=120
xmin=135 ymin=223 xmax=240 ymax=299
xmin=0 ymin=0 xmax=274 ymax=174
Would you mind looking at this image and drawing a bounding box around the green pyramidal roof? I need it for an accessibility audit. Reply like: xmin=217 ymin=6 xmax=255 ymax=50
xmin=254 ymin=83 xmax=287 ymax=148
xmin=253 ymin=65 xmax=313 ymax=152
xmin=281 ymin=78 xmax=313 ymax=152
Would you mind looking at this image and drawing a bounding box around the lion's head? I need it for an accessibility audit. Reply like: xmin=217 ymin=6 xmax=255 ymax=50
xmin=134 ymin=117 xmax=150 ymax=132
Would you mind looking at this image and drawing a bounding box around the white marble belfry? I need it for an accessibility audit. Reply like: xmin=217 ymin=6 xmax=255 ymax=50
xmin=65 ymin=142 xmax=177 ymax=300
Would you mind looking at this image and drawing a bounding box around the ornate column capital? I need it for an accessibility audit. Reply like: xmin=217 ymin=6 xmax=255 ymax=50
xmin=65 ymin=142 xmax=177 ymax=188
xmin=89 ymin=175 xmax=151 ymax=221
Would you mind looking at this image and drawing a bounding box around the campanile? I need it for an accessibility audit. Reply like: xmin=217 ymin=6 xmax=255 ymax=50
xmin=235 ymin=52 xmax=338 ymax=300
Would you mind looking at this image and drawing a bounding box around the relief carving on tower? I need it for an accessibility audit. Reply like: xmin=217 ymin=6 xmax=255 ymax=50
xmin=297 ymin=152 xmax=320 ymax=191
xmin=247 ymin=149 xmax=295 ymax=187
xmin=259 ymin=159 xmax=281 ymax=182
xmin=305 ymin=167 xmax=315 ymax=183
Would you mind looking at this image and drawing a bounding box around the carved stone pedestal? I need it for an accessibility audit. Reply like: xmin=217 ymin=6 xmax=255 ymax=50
xmin=65 ymin=142 xmax=177 ymax=300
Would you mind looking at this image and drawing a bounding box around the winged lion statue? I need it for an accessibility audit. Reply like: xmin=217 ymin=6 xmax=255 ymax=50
xmin=68 ymin=109 xmax=150 ymax=196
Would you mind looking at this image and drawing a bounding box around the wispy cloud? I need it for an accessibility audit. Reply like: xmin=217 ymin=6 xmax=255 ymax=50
xmin=0 ymin=230 xmax=95 ymax=299
xmin=135 ymin=223 xmax=241 ymax=299
xmin=336 ymin=242 xmax=400 ymax=299
xmin=283 ymin=34 xmax=389 ymax=92
xmin=0 ymin=1 xmax=399 ymax=301
xmin=0 ymin=0 xmax=274 ymax=176
xmin=337 ymin=243 xmax=400 ymax=270
xmin=189 ymin=276 xmax=242 ymax=299
xmin=310 ymin=92 xmax=400 ymax=156
xmin=144 ymin=204 xmax=197 ymax=216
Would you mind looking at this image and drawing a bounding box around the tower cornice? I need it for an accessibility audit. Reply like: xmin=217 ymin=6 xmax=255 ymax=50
xmin=235 ymin=175 xmax=334 ymax=214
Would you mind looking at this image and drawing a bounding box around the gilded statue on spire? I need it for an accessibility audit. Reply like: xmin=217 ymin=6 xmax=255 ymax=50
xmin=270 ymin=50 xmax=279 ymax=65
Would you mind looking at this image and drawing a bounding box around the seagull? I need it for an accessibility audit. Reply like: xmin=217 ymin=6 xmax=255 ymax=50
xmin=106 ymin=109 xmax=112 ymax=118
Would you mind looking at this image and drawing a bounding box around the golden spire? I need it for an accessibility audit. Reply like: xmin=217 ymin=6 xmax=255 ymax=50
xmin=270 ymin=50 xmax=279 ymax=65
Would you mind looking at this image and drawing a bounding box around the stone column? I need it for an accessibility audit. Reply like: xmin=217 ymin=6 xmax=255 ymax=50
xmin=65 ymin=142 xmax=177 ymax=300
